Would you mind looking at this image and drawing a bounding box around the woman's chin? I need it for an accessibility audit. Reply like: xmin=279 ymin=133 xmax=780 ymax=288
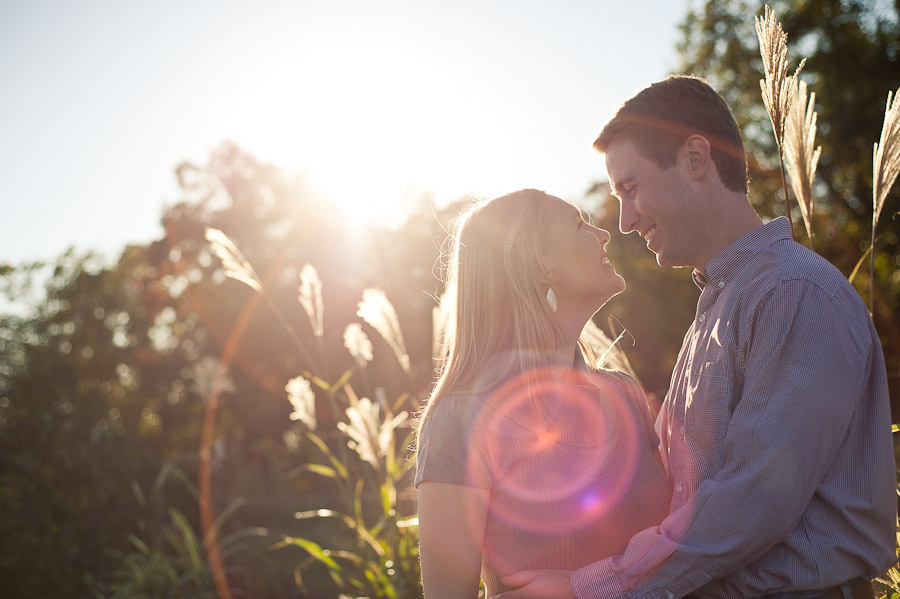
xmin=606 ymin=274 xmax=627 ymax=299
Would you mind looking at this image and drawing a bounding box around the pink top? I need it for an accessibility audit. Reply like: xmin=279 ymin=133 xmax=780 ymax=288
xmin=416 ymin=369 xmax=671 ymax=596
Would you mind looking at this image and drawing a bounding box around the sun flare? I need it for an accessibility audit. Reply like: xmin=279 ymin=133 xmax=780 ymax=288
xmin=228 ymin=31 xmax=516 ymax=228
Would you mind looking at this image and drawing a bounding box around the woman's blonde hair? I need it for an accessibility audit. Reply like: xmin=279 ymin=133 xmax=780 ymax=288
xmin=418 ymin=189 xmax=604 ymax=438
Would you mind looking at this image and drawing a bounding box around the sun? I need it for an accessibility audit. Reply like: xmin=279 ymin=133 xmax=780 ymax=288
xmin=227 ymin=31 xmax=510 ymax=229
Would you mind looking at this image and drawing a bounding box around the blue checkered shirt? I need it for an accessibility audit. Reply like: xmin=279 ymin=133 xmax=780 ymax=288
xmin=573 ymin=218 xmax=897 ymax=599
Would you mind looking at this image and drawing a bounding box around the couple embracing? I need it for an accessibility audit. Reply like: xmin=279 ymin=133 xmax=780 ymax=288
xmin=414 ymin=75 xmax=897 ymax=599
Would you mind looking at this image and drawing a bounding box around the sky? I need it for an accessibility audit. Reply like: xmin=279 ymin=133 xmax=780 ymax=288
xmin=0 ymin=0 xmax=688 ymax=265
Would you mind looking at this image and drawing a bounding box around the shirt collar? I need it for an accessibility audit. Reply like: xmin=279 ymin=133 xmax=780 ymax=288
xmin=692 ymin=217 xmax=792 ymax=290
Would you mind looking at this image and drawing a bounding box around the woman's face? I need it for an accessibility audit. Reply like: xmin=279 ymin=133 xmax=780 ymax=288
xmin=540 ymin=196 xmax=625 ymax=311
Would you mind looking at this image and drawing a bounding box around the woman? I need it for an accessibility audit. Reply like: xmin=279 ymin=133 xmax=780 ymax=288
xmin=415 ymin=189 xmax=670 ymax=598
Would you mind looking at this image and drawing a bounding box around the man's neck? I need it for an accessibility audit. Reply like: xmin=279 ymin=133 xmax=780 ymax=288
xmin=694 ymin=192 xmax=764 ymax=270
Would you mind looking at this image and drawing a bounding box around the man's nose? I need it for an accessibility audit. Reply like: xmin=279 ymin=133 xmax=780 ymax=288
xmin=619 ymin=202 xmax=638 ymax=234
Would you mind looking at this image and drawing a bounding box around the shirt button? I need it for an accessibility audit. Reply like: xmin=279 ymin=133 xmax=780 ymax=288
xmin=698 ymin=313 xmax=706 ymax=323
xmin=718 ymin=280 xmax=725 ymax=288
xmin=666 ymin=591 xmax=675 ymax=599
xmin=675 ymin=483 xmax=683 ymax=493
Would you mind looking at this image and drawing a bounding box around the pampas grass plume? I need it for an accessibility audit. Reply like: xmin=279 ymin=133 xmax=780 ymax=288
xmin=205 ymin=227 xmax=262 ymax=291
xmin=357 ymin=288 xmax=412 ymax=376
xmin=784 ymin=79 xmax=822 ymax=246
xmin=869 ymin=86 xmax=900 ymax=309
xmin=756 ymin=4 xmax=806 ymax=149
xmin=343 ymin=322 xmax=374 ymax=368
xmin=297 ymin=263 xmax=324 ymax=338
xmin=873 ymin=87 xmax=900 ymax=227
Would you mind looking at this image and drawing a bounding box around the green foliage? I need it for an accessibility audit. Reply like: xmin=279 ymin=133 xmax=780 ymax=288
xmin=0 ymin=252 xmax=165 ymax=598
xmin=677 ymin=0 xmax=900 ymax=386
xmin=101 ymin=463 xmax=263 ymax=599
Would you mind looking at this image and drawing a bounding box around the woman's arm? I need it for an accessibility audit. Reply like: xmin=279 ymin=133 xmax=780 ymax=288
xmin=417 ymin=481 xmax=490 ymax=599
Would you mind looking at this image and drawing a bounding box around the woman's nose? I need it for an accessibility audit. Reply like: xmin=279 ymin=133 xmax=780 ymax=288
xmin=592 ymin=226 xmax=611 ymax=244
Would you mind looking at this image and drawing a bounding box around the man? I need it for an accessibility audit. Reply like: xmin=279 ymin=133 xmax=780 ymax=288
xmin=494 ymin=75 xmax=897 ymax=599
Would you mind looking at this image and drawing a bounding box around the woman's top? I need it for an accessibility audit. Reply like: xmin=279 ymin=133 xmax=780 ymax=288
xmin=415 ymin=369 xmax=671 ymax=597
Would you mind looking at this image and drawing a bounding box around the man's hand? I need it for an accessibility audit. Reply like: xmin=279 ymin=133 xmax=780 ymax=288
xmin=490 ymin=569 xmax=575 ymax=599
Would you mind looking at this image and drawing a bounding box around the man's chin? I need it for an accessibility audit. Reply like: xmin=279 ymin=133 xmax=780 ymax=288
xmin=655 ymin=254 xmax=686 ymax=269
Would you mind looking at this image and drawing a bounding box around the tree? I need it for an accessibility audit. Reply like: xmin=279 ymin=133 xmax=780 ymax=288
xmin=677 ymin=0 xmax=900 ymax=408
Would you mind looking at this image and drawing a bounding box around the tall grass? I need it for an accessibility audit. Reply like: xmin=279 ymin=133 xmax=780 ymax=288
xmin=756 ymin=6 xmax=900 ymax=596
xmin=205 ymin=227 xmax=423 ymax=597
xmin=755 ymin=3 xmax=806 ymax=235
xmin=871 ymin=88 xmax=900 ymax=310
xmin=783 ymin=79 xmax=821 ymax=250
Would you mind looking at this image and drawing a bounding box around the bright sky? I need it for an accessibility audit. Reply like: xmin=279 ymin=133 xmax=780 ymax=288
xmin=0 ymin=0 xmax=687 ymax=264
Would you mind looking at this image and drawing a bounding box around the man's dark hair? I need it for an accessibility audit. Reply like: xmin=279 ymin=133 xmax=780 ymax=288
xmin=594 ymin=75 xmax=748 ymax=194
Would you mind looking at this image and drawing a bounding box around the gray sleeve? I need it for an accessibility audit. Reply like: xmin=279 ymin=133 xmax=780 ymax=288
xmin=414 ymin=394 xmax=493 ymax=489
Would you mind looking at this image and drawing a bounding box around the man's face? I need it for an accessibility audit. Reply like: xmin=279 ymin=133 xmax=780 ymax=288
xmin=604 ymin=138 xmax=703 ymax=269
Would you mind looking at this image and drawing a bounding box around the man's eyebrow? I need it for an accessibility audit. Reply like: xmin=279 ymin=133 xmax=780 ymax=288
xmin=610 ymin=176 xmax=634 ymax=197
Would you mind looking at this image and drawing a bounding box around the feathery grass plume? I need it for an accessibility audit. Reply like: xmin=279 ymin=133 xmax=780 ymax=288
xmin=286 ymin=375 xmax=316 ymax=430
xmin=581 ymin=318 xmax=636 ymax=379
xmin=297 ymin=263 xmax=324 ymax=337
xmin=204 ymin=227 xmax=262 ymax=291
xmin=336 ymin=397 xmax=408 ymax=469
xmin=870 ymin=86 xmax=900 ymax=309
xmin=357 ymin=288 xmax=411 ymax=375
xmin=191 ymin=356 xmax=236 ymax=400
xmin=343 ymin=322 xmax=374 ymax=368
xmin=755 ymin=4 xmax=806 ymax=234
xmin=783 ymin=79 xmax=822 ymax=248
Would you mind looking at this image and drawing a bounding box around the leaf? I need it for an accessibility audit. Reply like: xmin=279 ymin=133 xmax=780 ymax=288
xmin=308 ymin=373 xmax=332 ymax=391
xmin=297 ymin=463 xmax=340 ymax=479
xmin=328 ymin=367 xmax=357 ymax=396
xmin=847 ymin=244 xmax=875 ymax=284
xmin=291 ymin=508 xmax=386 ymax=557
xmin=396 ymin=517 xmax=419 ymax=528
xmin=168 ymin=508 xmax=203 ymax=570
xmin=219 ymin=527 xmax=270 ymax=561
xmin=127 ymin=533 xmax=151 ymax=555
xmin=212 ymin=496 xmax=247 ymax=535
xmin=306 ymin=431 xmax=348 ymax=479
xmin=282 ymin=536 xmax=342 ymax=572
xmin=380 ymin=481 xmax=393 ymax=519
xmin=391 ymin=391 xmax=411 ymax=414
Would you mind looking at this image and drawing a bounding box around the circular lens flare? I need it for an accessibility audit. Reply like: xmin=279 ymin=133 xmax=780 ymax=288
xmin=462 ymin=367 xmax=646 ymax=541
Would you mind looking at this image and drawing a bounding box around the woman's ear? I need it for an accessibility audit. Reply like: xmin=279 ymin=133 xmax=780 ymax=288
xmin=535 ymin=257 xmax=556 ymax=287
xmin=683 ymin=134 xmax=711 ymax=180
xmin=536 ymin=269 xmax=554 ymax=288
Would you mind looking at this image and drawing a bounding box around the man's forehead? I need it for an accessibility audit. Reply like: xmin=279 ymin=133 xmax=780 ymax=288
xmin=604 ymin=141 xmax=644 ymax=189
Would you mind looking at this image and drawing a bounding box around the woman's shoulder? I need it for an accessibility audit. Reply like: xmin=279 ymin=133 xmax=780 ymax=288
xmin=415 ymin=393 xmax=494 ymax=489
xmin=419 ymin=393 xmax=487 ymax=436
xmin=584 ymin=367 xmax=642 ymax=397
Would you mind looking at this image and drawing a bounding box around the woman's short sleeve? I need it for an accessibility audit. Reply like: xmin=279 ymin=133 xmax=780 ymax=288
xmin=414 ymin=394 xmax=493 ymax=489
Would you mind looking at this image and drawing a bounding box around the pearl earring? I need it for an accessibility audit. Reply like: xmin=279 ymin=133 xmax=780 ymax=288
xmin=546 ymin=287 xmax=558 ymax=312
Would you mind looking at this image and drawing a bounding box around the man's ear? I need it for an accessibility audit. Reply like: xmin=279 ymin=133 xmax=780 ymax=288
xmin=683 ymin=135 xmax=711 ymax=179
